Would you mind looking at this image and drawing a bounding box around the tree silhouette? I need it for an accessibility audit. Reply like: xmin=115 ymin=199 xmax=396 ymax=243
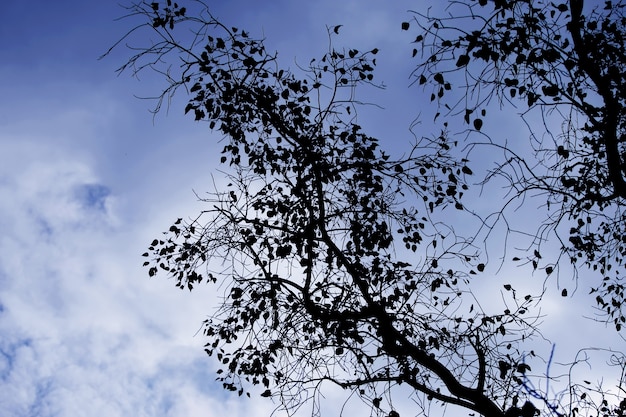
xmin=107 ymin=1 xmax=626 ymax=416
xmin=408 ymin=0 xmax=626 ymax=330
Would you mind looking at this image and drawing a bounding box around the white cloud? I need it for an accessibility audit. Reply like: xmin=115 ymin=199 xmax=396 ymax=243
xmin=0 ymin=105 xmax=250 ymax=416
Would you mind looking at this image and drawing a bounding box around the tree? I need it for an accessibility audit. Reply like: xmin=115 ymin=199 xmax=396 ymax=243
xmin=408 ymin=0 xmax=626 ymax=330
xmin=107 ymin=1 xmax=626 ymax=416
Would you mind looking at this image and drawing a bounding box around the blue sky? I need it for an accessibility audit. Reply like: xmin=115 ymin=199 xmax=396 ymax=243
xmin=0 ymin=1 xmax=622 ymax=416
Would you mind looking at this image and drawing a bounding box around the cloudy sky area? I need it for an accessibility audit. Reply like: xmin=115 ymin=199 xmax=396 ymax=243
xmin=0 ymin=0 xmax=621 ymax=416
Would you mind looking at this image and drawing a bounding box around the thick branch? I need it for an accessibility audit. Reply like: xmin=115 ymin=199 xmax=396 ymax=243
xmin=569 ymin=0 xmax=626 ymax=199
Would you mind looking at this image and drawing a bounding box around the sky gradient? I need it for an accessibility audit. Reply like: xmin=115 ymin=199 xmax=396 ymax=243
xmin=0 ymin=1 xmax=621 ymax=416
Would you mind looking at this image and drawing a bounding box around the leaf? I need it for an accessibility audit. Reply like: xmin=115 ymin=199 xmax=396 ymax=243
xmin=456 ymin=54 xmax=470 ymax=67
xmin=561 ymin=288 xmax=568 ymax=297
xmin=401 ymin=22 xmax=410 ymax=30
xmin=504 ymin=284 xmax=512 ymax=291
xmin=231 ymin=287 xmax=243 ymax=299
xmin=464 ymin=109 xmax=472 ymax=124
xmin=498 ymin=360 xmax=511 ymax=379
xmin=477 ymin=263 xmax=485 ymax=272
xmin=473 ymin=118 xmax=483 ymax=131
xmin=260 ymin=389 xmax=272 ymax=397
xmin=542 ymin=84 xmax=559 ymax=97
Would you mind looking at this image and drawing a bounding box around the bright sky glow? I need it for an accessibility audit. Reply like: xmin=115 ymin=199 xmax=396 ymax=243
xmin=0 ymin=1 xmax=621 ymax=416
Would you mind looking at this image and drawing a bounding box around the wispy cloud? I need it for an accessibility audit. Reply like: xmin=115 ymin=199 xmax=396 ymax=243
xmin=0 ymin=113 xmax=241 ymax=416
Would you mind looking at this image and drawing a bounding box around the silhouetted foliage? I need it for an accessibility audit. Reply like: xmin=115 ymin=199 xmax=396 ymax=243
xmin=408 ymin=0 xmax=626 ymax=330
xmin=107 ymin=1 xmax=626 ymax=416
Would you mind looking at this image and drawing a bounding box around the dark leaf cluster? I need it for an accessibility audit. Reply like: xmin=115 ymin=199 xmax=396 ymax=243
xmin=410 ymin=0 xmax=626 ymax=329
xmin=124 ymin=2 xmax=541 ymax=415
xmin=106 ymin=1 xmax=626 ymax=416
